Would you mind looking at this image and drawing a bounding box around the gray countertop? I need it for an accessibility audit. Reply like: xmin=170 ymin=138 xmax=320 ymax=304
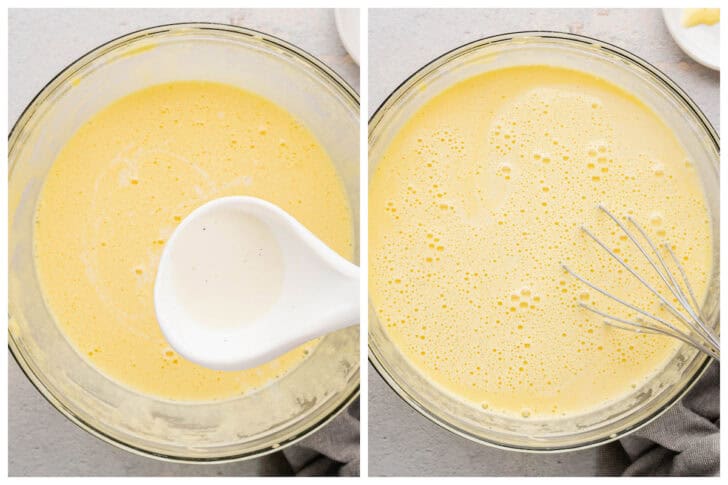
xmin=367 ymin=8 xmax=719 ymax=477
xmin=8 ymin=8 xmax=358 ymax=477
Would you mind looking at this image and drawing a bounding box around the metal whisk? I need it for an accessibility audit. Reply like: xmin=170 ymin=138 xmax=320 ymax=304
xmin=562 ymin=205 xmax=719 ymax=361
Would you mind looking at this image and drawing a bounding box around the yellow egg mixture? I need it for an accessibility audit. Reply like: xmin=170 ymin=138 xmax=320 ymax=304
xmin=34 ymin=81 xmax=353 ymax=401
xmin=370 ymin=66 xmax=712 ymax=418
xmin=682 ymin=8 xmax=720 ymax=28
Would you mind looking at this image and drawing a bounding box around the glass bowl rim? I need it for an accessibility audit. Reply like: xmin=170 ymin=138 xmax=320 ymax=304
xmin=9 ymin=21 xmax=360 ymax=463
xmin=367 ymin=30 xmax=718 ymax=453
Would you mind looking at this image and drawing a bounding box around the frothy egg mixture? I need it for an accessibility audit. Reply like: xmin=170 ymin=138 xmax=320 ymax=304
xmin=369 ymin=66 xmax=712 ymax=418
xmin=34 ymin=81 xmax=353 ymax=401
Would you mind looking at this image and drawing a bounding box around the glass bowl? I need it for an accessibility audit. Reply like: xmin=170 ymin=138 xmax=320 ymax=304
xmin=9 ymin=23 xmax=359 ymax=462
xmin=368 ymin=31 xmax=719 ymax=452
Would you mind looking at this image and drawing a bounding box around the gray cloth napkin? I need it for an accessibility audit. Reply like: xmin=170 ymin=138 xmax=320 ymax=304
xmin=620 ymin=361 xmax=720 ymax=476
xmin=282 ymin=398 xmax=360 ymax=476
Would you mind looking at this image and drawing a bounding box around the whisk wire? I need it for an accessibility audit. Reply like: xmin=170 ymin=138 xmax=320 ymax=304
xmin=563 ymin=205 xmax=719 ymax=361
xmin=578 ymin=225 xmax=693 ymax=330
xmin=597 ymin=206 xmax=696 ymax=326
xmin=580 ymin=302 xmax=719 ymax=360
xmin=664 ymin=243 xmax=702 ymax=317
xmin=624 ymin=211 xmax=718 ymax=351
xmin=662 ymin=243 xmax=718 ymax=349
xmin=624 ymin=214 xmax=703 ymax=330
xmin=562 ymin=263 xmax=695 ymax=341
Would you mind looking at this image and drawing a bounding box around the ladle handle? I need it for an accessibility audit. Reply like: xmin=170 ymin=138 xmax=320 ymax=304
xmin=316 ymin=262 xmax=360 ymax=334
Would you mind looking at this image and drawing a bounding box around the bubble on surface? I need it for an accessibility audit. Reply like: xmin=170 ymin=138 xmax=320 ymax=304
xmin=369 ymin=65 xmax=712 ymax=419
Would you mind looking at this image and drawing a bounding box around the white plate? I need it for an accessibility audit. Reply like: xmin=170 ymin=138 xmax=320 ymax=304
xmin=335 ymin=8 xmax=360 ymax=65
xmin=663 ymin=8 xmax=720 ymax=71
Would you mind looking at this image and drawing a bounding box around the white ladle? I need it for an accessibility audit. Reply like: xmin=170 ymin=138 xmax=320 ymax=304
xmin=154 ymin=196 xmax=359 ymax=371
